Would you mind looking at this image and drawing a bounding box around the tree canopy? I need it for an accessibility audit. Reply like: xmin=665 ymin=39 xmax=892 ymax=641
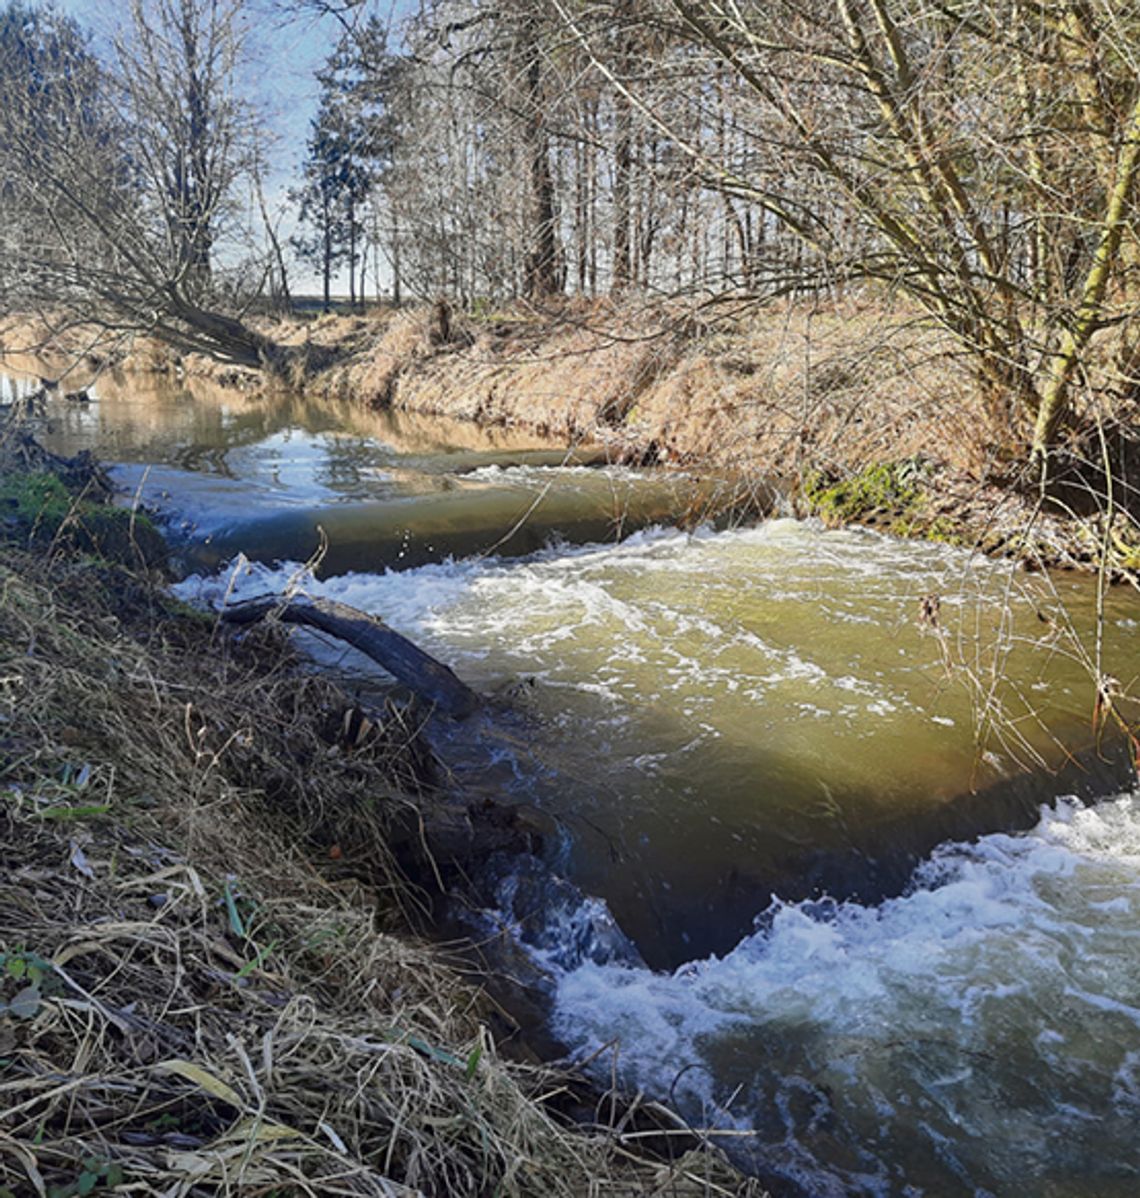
xmin=0 ymin=0 xmax=269 ymax=364
xmin=2 ymin=0 xmax=1139 ymax=469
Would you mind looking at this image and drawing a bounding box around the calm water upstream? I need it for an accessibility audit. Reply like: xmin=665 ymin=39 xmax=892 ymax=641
xmin=8 ymin=363 xmax=1140 ymax=1195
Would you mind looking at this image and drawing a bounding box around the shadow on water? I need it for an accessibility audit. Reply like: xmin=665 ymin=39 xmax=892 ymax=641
xmin=438 ymin=693 xmax=1134 ymax=971
xmin=9 ymin=362 xmax=705 ymax=577
xmin=181 ymin=475 xmax=699 ymax=578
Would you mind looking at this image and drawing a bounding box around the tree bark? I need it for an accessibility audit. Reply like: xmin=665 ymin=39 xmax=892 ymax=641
xmin=1033 ymin=88 xmax=1140 ymax=463
xmin=221 ymin=596 xmax=480 ymax=719
xmin=522 ymin=16 xmax=559 ymax=299
xmin=613 ymin=86 xmax=632 ymax=291
xmin=322 ymin=191 xmax=332 ymax=313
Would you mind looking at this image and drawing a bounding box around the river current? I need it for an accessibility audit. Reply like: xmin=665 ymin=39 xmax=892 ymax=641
xmin=8 ymin=363 xmax=1140 ymax=1195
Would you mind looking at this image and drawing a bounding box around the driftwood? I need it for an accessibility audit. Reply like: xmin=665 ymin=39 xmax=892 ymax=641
xmin=221 ymin=595 xmax=480 ymax=719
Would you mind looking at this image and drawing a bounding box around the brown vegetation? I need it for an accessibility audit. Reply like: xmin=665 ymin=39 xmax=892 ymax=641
xmin=7 ymin=291 xmax=1139 ymax=581
xmin=267 ymin=299 xmax=971 ymax=466
xmin=0 ymin=412 xmax=766 ymax=1197
xmin=214 ymin=297 xmax=1134 ymax=581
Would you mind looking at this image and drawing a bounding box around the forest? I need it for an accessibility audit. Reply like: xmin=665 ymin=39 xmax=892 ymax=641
xmin=4 ymin=5 xmax=1140 ymax=1197
xmin=1 ymin=0 xmax=1139 ymax=476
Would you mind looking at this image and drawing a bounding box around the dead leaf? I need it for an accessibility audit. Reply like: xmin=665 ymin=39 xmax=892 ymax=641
xmin=69 ymin=840 xmax=95 ymax=879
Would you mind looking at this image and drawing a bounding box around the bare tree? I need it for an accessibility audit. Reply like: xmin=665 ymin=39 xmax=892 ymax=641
xmin=0 ymin=0 xmax=273 ymax=366
xmin=117 ymin=0 xmax=256 ymax=299
xmin=549 ymin=0 xmax=1140 ymax=476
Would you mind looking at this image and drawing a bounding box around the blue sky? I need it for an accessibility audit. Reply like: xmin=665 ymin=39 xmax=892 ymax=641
xmin=55 ymin=0 xmax=337 ymax=170
xmin=54 ymin=0 xmax=414 ymax=294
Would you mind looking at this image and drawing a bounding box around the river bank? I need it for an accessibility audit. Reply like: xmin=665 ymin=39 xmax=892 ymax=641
xmin=0 ymin=420 xmax=765 ymax=1197
xmin=8 ymin=296 xmax=1134 ymax=581
xmin=4 ymin=321 xmax=1140 ymax=1195
xmin=298 ymin=297 xmax=1135 ymax=580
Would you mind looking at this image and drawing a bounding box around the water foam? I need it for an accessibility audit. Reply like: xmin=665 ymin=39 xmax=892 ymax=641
xmin=548 ymin=794 xmax=1140 ymax=1195
xmin=174 ymin=519 xmax=958 ymax=710
xmin=464 ymin=462 xmax=647 ymax=483
xmin=174 ymin=526 xmax=1140 ymax=1192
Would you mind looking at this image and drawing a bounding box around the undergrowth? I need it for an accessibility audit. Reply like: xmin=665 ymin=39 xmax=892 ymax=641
xmin=803 ymin=457 xmax=927 ymax=526
xmin=802 ymin=457 xmax=974 ymax=548
xmin=0 ymin=431 xmax=165 ymax=567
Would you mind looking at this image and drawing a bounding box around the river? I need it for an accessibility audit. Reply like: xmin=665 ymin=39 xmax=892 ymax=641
xmin=7 ymin=362 xmax=1140 ymax=1196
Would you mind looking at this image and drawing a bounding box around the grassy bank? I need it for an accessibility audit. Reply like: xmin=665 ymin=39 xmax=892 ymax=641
xmin=164 ymin=296 xmax=1138 ymax=582
xmin=0 ymin=424 xmax=764 ymax=1197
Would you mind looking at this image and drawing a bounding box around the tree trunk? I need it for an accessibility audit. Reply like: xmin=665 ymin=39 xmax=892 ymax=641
xmin=348 ymin=194 xmax=357 ymax=310
xmin=221 ymin=596 xmax=480 ymax=719
xmin=522 ymin=17 xmax=559 ymax=299
xmin=613 ymin=86 xmax=632 ymax=291
xmin=392 ymin=205 xmax=402 ymax=307
xmin=322 ymin=192 xmax=332 ymax=313
xmin=575 ymin=118 xmax=588 ymax=292
xmin=1033 ymin=88 xmax=1140 ymax=463
xmin=255 ymin=168 xmax=292 ymax=315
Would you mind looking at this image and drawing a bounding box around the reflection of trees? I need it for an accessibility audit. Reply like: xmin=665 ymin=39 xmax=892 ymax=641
xmin=44 ymin=377 xmax=280 ymax=476
xmin=312 ymin=437 xmax=386 ymax=495
xmin=21 ymin=365 xmax=573 ymax=497
xmin=259 ymin=390 xmax=562 ymax=456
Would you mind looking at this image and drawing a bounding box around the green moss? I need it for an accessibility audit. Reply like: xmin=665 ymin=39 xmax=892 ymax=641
xmin=802 ymin=457 xmax=970 ymax=546
xmin=924 ymin=517 xmax=967 ymax=547
xmin=0 ymin=472 xmax=73 ymax=529
xmin=803 ymin=458 xmax=927 ymax=526
xmin=1109 ymin=525 xmax=1140 ymax=570
xmin=163 ymin=594 xmax=217 ymax=625
xmin=0 ymin=472 xmax=166 ymax=567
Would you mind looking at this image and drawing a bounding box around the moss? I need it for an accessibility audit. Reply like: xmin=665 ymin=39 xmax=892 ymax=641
xmin=0 ymin=472 xmax=74 ymax=530
xmin=0 ymin=472 xmax=166 ymax=568
xmin=162 ymin=594 xmax=217 ymax=625
xmin=803 ymin=458 xmax=928 ymax=526
xmin=803 ymin=457 xmax=972 ymax=547
xmin=1108 ymin=524 xmax=1140 ymax=570
xmin=924 ymin=516 xmax=968 ymax=547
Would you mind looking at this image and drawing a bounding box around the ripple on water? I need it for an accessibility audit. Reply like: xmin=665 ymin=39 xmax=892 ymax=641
xmin=547 ymin=794 xmax=1140 ymax=1196
xmin=175 ymin=523 xmax=1140 ymax=1193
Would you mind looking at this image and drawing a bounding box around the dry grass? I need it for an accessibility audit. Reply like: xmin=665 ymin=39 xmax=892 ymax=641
xmin=262 ymin=297 xmax=1137 ymax=578
xmin=0 ymin=522 xmax=766 ymax=1196
xmin=266 ymin=296 xmax=982 ymax=485
xmin=0 ymin=294 xmax=1026 ymax=484
xmin=297 ymin=301 xmax=688 ymax=446
xmin=629 ymin=302 xmax=978 ymax=470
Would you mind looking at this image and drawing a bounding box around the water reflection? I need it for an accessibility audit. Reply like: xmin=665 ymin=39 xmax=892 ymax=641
xmin=1 ymin=359 xmax=694 ymax=575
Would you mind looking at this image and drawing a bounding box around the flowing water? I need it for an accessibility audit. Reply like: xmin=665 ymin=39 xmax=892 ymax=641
xmin=7 ymin=363 xmax=1140 ymax=1195
xmin=4 ymin=361 xmax=692 ymax=573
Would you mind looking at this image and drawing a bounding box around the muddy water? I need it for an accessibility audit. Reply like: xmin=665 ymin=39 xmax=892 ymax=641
xmin=9 ymin=363 xmax=1140 ymax=1195
xmin=7 ymin=362 xmax=693 ymax=573
xmin=198 ymin=521 xmax=1136 ymax=957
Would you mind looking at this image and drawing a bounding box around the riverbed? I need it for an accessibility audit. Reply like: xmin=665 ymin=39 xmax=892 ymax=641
xmin=9 ymin=362 xmax=1140 ymax=1196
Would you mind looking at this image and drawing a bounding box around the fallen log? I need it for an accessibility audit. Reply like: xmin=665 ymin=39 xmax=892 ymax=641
xmin=221 ymin=595 xmax=480 ymax=719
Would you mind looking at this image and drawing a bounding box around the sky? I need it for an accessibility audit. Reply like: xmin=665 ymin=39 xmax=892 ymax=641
xmin=56 ymin=0 xmax=334 ymax=159
xmin=53 ymin=0 xmax=415 ymax=294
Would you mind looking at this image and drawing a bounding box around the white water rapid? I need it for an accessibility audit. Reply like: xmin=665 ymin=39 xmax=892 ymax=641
xmin=177 ymin=519 xmax=1140 ymax=1196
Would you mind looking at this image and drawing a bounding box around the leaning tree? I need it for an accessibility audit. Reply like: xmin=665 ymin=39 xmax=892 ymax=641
xmin=0 ymin=0 xmax=274 ymax=367
xmin=550 ymin=0 xmax=1140 ymax=476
